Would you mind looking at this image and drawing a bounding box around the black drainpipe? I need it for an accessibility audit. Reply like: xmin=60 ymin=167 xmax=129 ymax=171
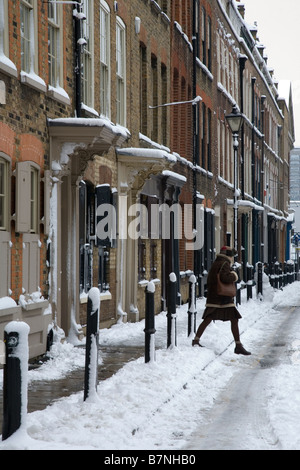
xmin=74 ymin=1 xmax=82 ymax=117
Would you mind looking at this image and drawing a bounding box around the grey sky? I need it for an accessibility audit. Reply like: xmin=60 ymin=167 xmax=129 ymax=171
xmin=243 ymin=0 xmax=300 ymax=145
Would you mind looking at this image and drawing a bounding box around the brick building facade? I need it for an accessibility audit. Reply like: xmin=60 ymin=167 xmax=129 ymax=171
xmin=0 ymin=0 xmax=294 ymax=359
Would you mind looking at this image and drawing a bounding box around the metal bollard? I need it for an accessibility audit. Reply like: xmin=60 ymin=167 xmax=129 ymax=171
xmin=144 ymin=281 xmax=156 ymax=363
xmin=247 ymin=264 xmax=253 ymax=300
xmin=187 ymin=274 xmax=197 ymax=337
xmin=235 ymin=264 xmax=241 ymax=306
xmin=2 ymin=321 xmax=30 ymax=441
xmin=256 ymin=262 xmax=263 ymax=298
xmin=167 ymin=272 xmax=177 ymax=348
xmin=274 ymin=262 xmax=279 ymax=289
xmin=84 ymin=287 xmax=100 ymax=401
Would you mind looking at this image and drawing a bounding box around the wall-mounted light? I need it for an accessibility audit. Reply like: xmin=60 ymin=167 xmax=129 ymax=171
xmin=114 ymin=1 xmax=118 ymax=12
xmin=135 ymin=17 xmax=141 ymax=34
xmin=74 ymin=11 xmax=86 ymax=20
xmin=77 ymin=38 xmax=87 ymax=46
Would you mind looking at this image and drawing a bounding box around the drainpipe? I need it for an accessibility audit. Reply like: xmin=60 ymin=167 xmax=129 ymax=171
xmin=192 ymin=0 xmax=200 ymax=278
xmin=239 ymin=55 xmax=247 ymax=276
xmin=251 ymin=77 xmax=257 ymax=200
xmin=251 ymin=77 xmax=256 ymax=262
xmin=239 ymin=55 xmax=247 ymax=199
xmin=260 ymin=95 xmax=266 ymax=262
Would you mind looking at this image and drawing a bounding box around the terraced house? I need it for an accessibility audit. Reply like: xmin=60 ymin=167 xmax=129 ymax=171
xmin=0 ymin=0 xmax=294 ymax=359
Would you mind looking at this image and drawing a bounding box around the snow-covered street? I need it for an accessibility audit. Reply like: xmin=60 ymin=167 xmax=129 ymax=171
xmin=1 ymin=279 xmax=300 ymax=450
xmin=185 ymin=302 xmax=300 ymax=450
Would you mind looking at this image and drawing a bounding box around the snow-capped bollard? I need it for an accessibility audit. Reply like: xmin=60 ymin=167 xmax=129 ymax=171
xmin=187 ymin=274 xmax=197 ymax=337
xmin=2 ymin=321 xmax=30 ymax=441
xmin=144 ymin=281 xmax=156 ymax=363
xmin=167 ymin=272 xmax=177 ymax=348
xmin=84 ymin=287 xmax=100 ymax=401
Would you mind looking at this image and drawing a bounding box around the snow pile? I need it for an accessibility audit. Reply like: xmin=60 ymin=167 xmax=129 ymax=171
xmin=0 ymin=297 xmax=17 ymax=310
xmin=0 ymin=283 xmax=300 ymax=449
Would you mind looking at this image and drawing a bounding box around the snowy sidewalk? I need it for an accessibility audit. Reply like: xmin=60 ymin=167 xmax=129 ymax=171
xmin=1 ymin=280 xmax=300 ymax=450
xmin=0 ymin=344 xmax=144 ymax=432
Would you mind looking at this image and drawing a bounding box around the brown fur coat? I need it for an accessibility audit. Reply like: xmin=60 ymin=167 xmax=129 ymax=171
xmin=202 ymin=254 xmax=241 ymax=322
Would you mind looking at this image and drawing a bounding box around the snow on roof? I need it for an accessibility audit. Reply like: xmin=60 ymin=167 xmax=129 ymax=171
xmin=116 ymin=147 xmax=177 ymax=163
xmin=48 ymin=117 xmax=130 ymax=139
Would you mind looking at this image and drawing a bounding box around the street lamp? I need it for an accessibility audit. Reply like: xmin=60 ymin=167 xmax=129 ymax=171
xmin=225 ymin=105 xmax=243 ymax=255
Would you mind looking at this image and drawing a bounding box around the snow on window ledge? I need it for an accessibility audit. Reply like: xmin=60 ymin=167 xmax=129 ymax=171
xmin=81 ymin=102 xmax=99 ymax=117
xmin=19 ymin=291 xmax=49 ymax=312
xmin=0 ymin=54 xmax=17 ymax=78
xmin=20 ymin=71 xmax=47 ymax=93
xmin=48 ymin=85 xmax=71 ymax=105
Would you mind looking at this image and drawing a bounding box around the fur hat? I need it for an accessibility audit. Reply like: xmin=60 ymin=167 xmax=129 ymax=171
xmin=220 ymin=246 xmax=237 ymax=257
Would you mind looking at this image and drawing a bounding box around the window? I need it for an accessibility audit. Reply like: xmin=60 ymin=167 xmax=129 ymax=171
xmin=48 ymin=1 xmax=61 ymax=87
xmin=161 ymin=0 xmax=169 ymax=15
xmin=161 ymin=63 xmax=167 ymax=146
xmin=201 ymin=103 xmax=206 ymax=168
xmin=201 ymin=7 xmax=206 ymax=66
xmin=21 ymin=0 xmax=35 ymax=73
xmin=79 ymin=181 xmax=115 ymax=294
xmin=79 ymin=181 xmax=97 ymax=293
xmin=207 ymin=108 xmax=211 ymax=172
xmin=207 ymin=17 xmax=212 ymax=71
xmin=100 ymin=1 xmax=110 ymax=117
xmin=151 ymin=55 xmax=158 ymax=142
xmin=216 ymin=34 xmax=221 ymax=82
xmin=82 ymin=0 xmax=94 ymax=107
xmin=0 ymin=156 xmax=9 ymax=231
xmin=116 ymin=17 xmax=126 ymax=126
xmin=0 ymin=0 xmax=7 ymax=56
xmin=140 ymin=44 xmax=147 ymax=135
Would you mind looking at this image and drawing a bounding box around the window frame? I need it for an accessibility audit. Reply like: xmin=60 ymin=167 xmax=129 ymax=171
xmin=48 ymin=0 xmax=63 ymax=88
xmin=0 ymin=0 xmax=8 ymax=57
xmin=100 ymin=0 xmax=111 ymax=118
xmin=20 ymin=0 xmax=32 ymax=73
xmin=81 ymin=0 xmax=94 ymax=109
xmin=21 ymin=0 xmax=38 ymax=75
xmin=207 ymin=16 xmax=212 ymax=71
xmin=201 ymin=6 xmax=206 ymax=66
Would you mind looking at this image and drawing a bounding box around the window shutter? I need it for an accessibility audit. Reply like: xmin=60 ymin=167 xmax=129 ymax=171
xmin=22 ymin=234 xmax=40 ymax=294
xmin=16 ymin=161 xmax=31 ymax=233
xmin=43 ymin=170 xmax=51 ymax=235
xmin=0 ymin=232 xmax=11 ymax=297
xmin=96 ymin=184 xmax=112 ymax=246
xmin=111 ymin=188 xmax=118 ymax=248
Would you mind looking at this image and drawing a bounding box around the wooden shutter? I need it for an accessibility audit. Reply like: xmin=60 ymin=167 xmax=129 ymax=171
xmin=96 ymin=184 xmax=111 ymax=246
xmin=16 ymin=161 xmax=31 ymax=233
